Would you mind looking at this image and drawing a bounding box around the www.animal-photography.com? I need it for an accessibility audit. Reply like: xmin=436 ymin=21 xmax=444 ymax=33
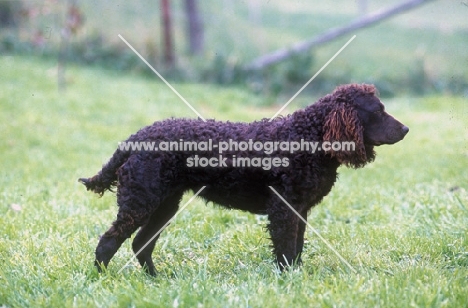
xmin=1 ymin=1 xmax=467 ymax=307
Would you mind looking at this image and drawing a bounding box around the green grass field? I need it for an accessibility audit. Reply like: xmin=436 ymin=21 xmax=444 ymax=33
xmin=1 ymin=55 xmax=467 ymax=307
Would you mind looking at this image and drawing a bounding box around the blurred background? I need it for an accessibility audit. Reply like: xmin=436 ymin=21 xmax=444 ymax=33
xmin=1 ymin=0 xmax=467 ymax=100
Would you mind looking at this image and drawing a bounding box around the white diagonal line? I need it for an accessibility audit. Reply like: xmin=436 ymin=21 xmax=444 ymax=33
xmin=117 ymin=186 xmax=206 ymax=274
xmin=268 ymin=186 xmax=357 ymax=273
xmin=118 ymin=34 xmax=206 ymax=122
xmin=269 ymin=35 xmax=356 ymax=121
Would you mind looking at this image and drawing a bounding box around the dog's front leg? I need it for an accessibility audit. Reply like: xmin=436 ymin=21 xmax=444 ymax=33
xmin=294 ymin=209 xmax=308 ymax=265
xmin=266 ymin=201 xmax=300 ymax=270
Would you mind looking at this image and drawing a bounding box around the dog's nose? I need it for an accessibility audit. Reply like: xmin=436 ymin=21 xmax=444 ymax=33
xmin=402 ymin=126 xmax=409 ymax=135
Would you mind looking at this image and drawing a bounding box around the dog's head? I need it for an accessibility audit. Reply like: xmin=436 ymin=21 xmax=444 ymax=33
xmin=323 ymin=84 xmax=409 ymax=168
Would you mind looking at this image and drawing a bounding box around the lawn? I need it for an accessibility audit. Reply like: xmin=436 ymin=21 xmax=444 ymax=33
xmin=0 ymin=55 xmax=467 ymax=307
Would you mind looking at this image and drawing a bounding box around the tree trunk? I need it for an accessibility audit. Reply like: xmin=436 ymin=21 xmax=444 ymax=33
xmin=58 ymin=0 xmax=82 ymax=90
xmin=161 ymin=0 xmax=175 ymax=67
xmin=245 ymin=0 xmax=436 ymax=71
xmin=185 ymin=0 xmax=203 ymax=55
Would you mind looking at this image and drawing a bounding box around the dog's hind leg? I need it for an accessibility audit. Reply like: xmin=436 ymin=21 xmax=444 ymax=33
xmin=94 ymin=155 xmax=159 ymax=273
xmin=131 ymin=192 xmax=183 ymax=276
xmin=95 ymin=208 xmax=149 ymax=273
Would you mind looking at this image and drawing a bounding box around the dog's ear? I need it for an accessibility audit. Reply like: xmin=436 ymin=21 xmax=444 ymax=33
xmin=323 ymin=103 xmax=368 ymax=168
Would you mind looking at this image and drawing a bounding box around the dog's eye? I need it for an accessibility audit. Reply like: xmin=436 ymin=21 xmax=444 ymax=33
xmin=374 ymin=107 xmax=385 ymax=115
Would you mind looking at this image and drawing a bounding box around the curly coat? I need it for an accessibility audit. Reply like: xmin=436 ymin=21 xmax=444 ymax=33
xmin=80 ymin=83 xmax=409 ymax=275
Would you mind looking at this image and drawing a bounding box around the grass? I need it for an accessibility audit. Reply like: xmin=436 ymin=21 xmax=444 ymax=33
xmin=1 ymin=55 xmax=468 ymax=307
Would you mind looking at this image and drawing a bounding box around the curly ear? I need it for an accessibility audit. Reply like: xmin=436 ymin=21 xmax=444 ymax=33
xmin=323 ymin=104 xmax=367 ymax=168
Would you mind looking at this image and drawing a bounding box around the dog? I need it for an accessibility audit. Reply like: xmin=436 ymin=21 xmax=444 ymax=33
xmin=79 ymin=84 xmax=409 ymax=275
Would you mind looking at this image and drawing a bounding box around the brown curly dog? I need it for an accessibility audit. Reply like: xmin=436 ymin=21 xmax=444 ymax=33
xmin=79 ymin=83 xmax=409 ymax=275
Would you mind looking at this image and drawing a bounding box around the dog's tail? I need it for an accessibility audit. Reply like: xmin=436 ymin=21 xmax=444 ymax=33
xmin=78 ymin=149 xmax=130 ymax=196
